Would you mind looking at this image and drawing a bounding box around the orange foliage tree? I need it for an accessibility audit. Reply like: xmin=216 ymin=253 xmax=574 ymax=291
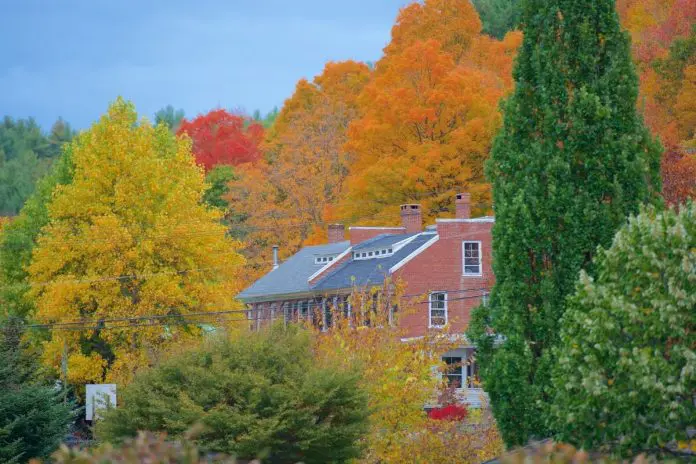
xmin=228 ymin=61 xmax=370 ymax=277
xmin=176 ymin=109 xmax=264 ymax=171
xmin=617 ymin=3 xmax=696 ymax=204
xmin=339 ymin=0 xmax=521 ymax=225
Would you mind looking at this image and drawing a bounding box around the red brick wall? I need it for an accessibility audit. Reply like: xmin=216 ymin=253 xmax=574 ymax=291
xmin=394 ymin=220 xmax=494 ymax=338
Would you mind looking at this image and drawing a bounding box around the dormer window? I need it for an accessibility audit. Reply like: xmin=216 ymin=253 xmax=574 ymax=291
xmin=353 ymin=247 xmax=396 ymax=260
xmin=315 ymin=255 xmax=336 ymax=264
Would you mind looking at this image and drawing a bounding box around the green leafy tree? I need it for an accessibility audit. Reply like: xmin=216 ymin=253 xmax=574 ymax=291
xmin=0 ymin=117 xmax=74 ymax=216
xmin=471 ymin=0 xmax=522 ymax=39
xmin=550 ymin=204 xmax=695 ymax=458
xmin=469 ymin=0 xmax=662 ymax=446
xmin=0 ymin=319 xmax=75 ymax=463
xmin=0 ymin=152 xmax=74 ymax=319
xmin=97 ymin=324 xmax=369 ymax=464
xmin=154 ymin=105 xmax=185 ymax=131
xmin=203 ymin=164 xmax=236 ymax=211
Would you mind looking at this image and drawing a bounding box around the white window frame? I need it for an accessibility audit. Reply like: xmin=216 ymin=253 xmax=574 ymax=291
xmin=462 ymin=241 xmax=482 ymax=276
xmin=428 ymin=291 xmax=448 ymax=328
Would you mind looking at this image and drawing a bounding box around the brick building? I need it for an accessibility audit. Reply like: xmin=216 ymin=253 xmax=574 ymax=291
xmin=238 ymin=193 xmax=494 ymax=405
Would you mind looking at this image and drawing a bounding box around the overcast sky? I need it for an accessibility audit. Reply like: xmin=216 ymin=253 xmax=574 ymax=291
xmin=1 ymin=0 xmax=409 ymax=129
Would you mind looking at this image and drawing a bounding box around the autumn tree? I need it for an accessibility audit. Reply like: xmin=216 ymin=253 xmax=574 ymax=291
xmin=28 ymin=98 xmax=245 ymax=385
xmin=314 ymin=285 xmax=504 ymax=464
xmin=228 ymin=61 xmax=370 ymax=277
xmin=550 ymin=204 xmax=695 ymax=458
xmin=340 ymin=0 xmax=521 ymax=225
xmin=176 ymin=109 xmax=264 ymax=171
xmin=469 ymin=0 xmax=662 ymax=446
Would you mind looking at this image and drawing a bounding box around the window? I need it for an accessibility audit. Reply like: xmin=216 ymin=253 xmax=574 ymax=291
xmin=463 ymin=241 xmax=482 ymax=275
xmin=443 ymin=356 xmax=463 ymax=388
xmin=300 ymin=301 xmax=309 ymax=320
xmin=429 ymin=292 xmax=447 ymax=328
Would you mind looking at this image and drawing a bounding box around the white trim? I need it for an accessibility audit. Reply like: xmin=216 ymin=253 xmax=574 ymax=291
xmin=307 ymin=246 xmax=352 ymax=282
xmin=462 ymin=240 xmax=483 ymax=276
xmin=436 ymin=217 xmax=495 ymax=223
xmin=428 ymin=291 xmax=448 ymax=328
xmin=389 ymin=234 xmax=439 ymax=273
xmin=348 ymin=226 xmax=407 ymax=230
xmin=391 ymin=233 xmax=421 ymax=252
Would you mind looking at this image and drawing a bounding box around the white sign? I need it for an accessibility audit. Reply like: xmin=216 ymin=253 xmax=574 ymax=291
xmin=85 ymin=384 xmax=117 ymax=421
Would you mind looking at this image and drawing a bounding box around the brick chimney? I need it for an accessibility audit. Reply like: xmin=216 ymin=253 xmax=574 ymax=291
xmin=400 ymin=204 xmax=422 ymax=234
xmin=327 ymin=224 xmax=345 ymax=244
xmin=455 ymin=193 xmax=471 ymax=219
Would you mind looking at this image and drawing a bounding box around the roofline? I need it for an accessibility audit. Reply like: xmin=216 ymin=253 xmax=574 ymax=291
xmin=435 ymin=217 xmax=495 ymax=223
xmin=237 ymin=287 xmax=355 ymax=304
xmin=307 ymin=246 xmax=353 ymax=283
xmin=349 ymin=226 xmax=406 ymax=230
xmin=391 ymin=233 xmax=421 ymax=252
xmin=389 ymin=234 xmax=439 ymax=273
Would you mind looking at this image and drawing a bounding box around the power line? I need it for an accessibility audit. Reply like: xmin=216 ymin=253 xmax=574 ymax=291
xmin=14 ymin=291 xmax=490 ymax=332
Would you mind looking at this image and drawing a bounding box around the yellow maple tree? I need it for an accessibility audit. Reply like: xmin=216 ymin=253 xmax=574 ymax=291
xmin=313 ymin=284 xmax=503 ymax=463
xmin=29 ymin=98 xmax=245 ymax=385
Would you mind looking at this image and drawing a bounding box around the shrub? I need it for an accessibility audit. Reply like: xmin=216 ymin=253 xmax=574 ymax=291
xmin=550 ymin=203 xmax=695 ymax=458
xmin=96 ymin=324 xmax=369 ymax=464
xmin=49 ymin=431 xmax=237 ymax=463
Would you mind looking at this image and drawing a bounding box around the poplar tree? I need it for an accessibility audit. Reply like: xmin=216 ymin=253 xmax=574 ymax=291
xmin=469 ymin=0 xmax=662 ymax=446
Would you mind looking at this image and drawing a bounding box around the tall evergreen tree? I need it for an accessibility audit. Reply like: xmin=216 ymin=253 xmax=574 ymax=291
xmin=469 ymin=0 xmax=662 ymax=446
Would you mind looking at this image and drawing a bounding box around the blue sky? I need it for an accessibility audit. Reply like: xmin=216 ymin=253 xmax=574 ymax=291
xmin=0 ymin=0 xmax=409 ymax=129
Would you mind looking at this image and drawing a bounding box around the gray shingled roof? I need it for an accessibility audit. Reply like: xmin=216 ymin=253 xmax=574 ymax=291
xmin=312 ymin=232 xmax=436 ymax=291
xmin=237 ymin=241 xmax=350 ymax=301
xmin=352 ymin=233 xmax=417 ymax=251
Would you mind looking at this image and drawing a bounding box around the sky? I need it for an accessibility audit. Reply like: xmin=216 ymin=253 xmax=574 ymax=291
xmin=0 ymin=0 xmax=409 ymax=129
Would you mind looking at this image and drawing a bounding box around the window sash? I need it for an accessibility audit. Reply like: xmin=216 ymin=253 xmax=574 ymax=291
xmin=429 ymin=292 xmax=448 ymax=327
xmin=463 ymin=241 xmax=482 ymax=275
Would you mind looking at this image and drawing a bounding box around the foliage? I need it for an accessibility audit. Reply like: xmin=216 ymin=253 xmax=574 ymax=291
xmin=28 ymin=98 xmax=245 ymax=385
xmin=499 ymin=440 xmax=686 ymax=463
xmin=96 ymin=324 xmax=369 ymax=464
xmin=647 ymin=26 xmax=696 ymax=205
xmin=202 ymin=165 xmax=236 ymax=211
xmin=228 ymin=61 xmax=370 ymax=278
xmin=0 ymin=152 xmax=75 ymax=320
xmin=0 ymin=117 xmax=75 ymax=216
xmin=550 ymin=204 xmax=695 ymax=458
xmin=427 ymin=404 xmax=468 ymax=421
xmin=154 ymin=106 xmax=185 ymax=132
xmin=177 ymin=110 xmax=264 ymax=171
xmin=49 ymin=431 xmax=237 ymax=464
xmin=471 ymin=0 xmax=522 ymax=39
xmin=469 ymin=0 xmax=662 ymax=446
xmin=0 ymin=319 xmax=75 ymax=463
xmin=313 ymin=286 xmax=503 ymax=464
xmin=251 ymin=107 xmax=279 ymax=129
xmin=340 ymin=0 xmax=522 ymax=225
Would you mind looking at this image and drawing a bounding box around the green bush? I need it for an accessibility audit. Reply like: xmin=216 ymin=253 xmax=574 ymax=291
xmin=97 ymin=325 xmax=369 ymax=464
xmin=50 ymin=431 xmax=236 ymax=464
xmin=550 ymin=203 xmax=695 ymax=458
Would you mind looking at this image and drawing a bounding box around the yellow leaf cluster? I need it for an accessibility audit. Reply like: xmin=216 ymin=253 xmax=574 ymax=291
xmin=29 ymin=98 xmax=245 ymax=386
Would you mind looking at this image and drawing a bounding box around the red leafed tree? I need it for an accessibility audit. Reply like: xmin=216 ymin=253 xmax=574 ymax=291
xmin=177 ymin=109 xmax=264 ymax=171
